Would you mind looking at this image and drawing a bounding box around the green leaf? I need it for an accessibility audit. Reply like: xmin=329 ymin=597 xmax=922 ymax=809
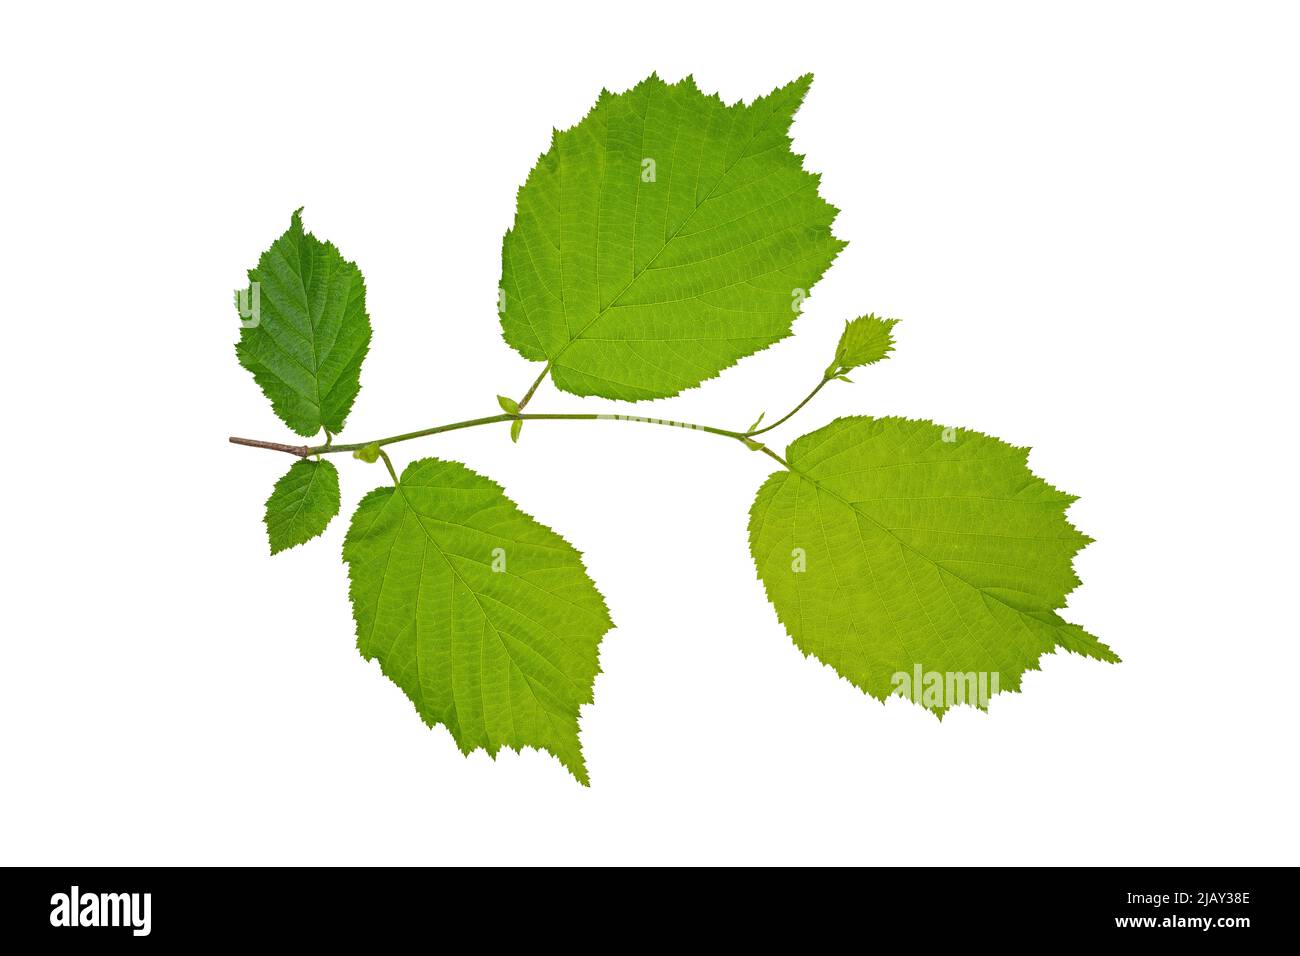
xmin=264 ymin=459 xmax=340 ymax=555
xmin=826 ymin=314 xmax=898 ymax=377
xmin=500 ymin=73 xmax=845 ymax=401
xmin=236 ymin=209 xmax=372 ymax=437
xmin=748 ymin=417 xmax=1117 ymax=714
xmin=343 ymin=458 xmax=613 ymax=784
xmin=510 ymin=418 xmax=523 ymax=443
xmin=496 ymin=394 xmax=520 ymax=414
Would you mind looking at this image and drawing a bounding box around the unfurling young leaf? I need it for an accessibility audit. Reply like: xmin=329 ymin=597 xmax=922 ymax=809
xmin=500 ymin=73 xmax=845 ymax=401
xmin=343 ymin=458 xmax=613 ymax=784
xmin=825 ymin=314 xmax=898 ymax=378
xmin=264 ymin=459 xmax=340 ymax=554
xmin=236 ymin=209 xmax=372 ymax=437
xmin=748 ymin=417 xmax=1116 ymax=714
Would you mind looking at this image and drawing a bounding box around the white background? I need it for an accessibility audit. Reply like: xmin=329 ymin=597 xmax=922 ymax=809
xmin=2 ymin=1 xmax=1296 ymax=866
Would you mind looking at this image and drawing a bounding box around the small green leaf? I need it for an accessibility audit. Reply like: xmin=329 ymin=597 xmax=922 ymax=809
xmin=354 ymin=442 xmax=381 ymax=463
xmin=236 ymin=209 xmax=372 ymax=437
xmin=825 ymin=315 xmax=898 ymax=378
xmin=500 ymin=74 xmax=845 ymax=401
xmin=747 ymin=411 xmax=766 ymax=433
xmin=497 ymin=394 xmax=520 ymax=414
xmin=264 ymin=459 xmax=340 ymax=555
xmin=343 ymin=458 xmax=613 ymax=783
xmin=748 ymin=416 xmax=1117 ymax=715
xmin=510 ymin=418 xmax=523 ymax=443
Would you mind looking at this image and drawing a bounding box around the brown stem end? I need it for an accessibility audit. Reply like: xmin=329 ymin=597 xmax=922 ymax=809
xmin=228 ymin=436 xmax=312 ymax=457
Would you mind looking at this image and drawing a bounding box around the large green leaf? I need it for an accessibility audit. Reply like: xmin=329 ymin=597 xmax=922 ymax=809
xmin=264 ymin=459 xmax=340 ymax=555
xmin=500 ymin=73 xmax=845 ymax=401
xmin=748 ymin=417 xmax=1117 ymax=713
xmin=343 ymin=458 xmax=613 ymax=783
xmin=236 ymin=209 xmax=371 ymax=436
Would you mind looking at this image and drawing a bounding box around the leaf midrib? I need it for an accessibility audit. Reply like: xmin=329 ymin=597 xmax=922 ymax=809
xmin=387 ymin=477 xmax=582 ymax=734
xmin=779 ymin=459 xmax=1074 ymax=627
xmin=549 ymin=88 xmax=789 ymax=368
